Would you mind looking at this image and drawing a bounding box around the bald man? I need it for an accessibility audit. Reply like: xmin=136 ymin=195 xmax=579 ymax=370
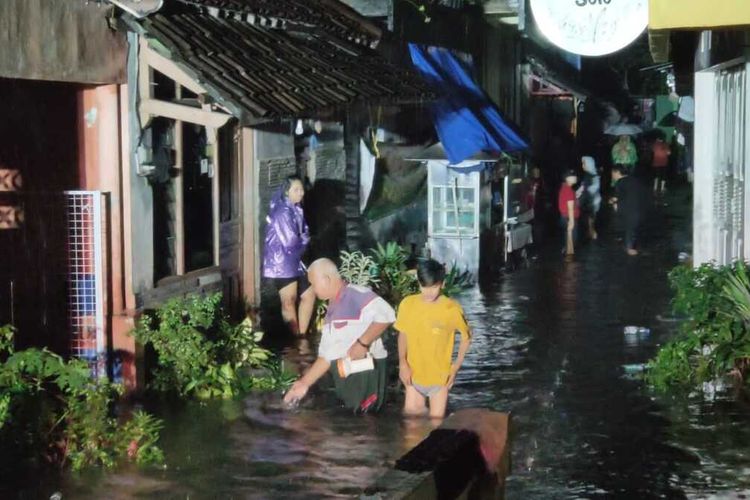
xmin=284 ymin=258 xmax=395 ymax=413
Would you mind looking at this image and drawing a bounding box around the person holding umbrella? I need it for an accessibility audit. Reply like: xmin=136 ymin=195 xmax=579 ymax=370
xmin=606 ymin=123 xmax=641 ymax=173
xmin=611 ymin=135 xmax=637 ymax=171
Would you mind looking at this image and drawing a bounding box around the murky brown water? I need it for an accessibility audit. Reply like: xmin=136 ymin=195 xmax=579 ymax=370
xmin=7 ymin=189 xmax=750 ymax=499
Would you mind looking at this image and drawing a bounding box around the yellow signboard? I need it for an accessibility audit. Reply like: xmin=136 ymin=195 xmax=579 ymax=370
xmin=650 ymin=0 xmax=750 ymax=30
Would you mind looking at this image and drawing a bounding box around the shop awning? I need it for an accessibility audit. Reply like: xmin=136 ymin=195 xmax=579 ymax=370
xmin=408 ymin=44 xmax=527 ymax=165
xmin=649 ymin=0 xmax=750 ymax=30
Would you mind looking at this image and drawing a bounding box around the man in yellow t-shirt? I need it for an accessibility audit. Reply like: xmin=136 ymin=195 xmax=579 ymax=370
xmin=394 ymin=259 xmax=472 ymax=418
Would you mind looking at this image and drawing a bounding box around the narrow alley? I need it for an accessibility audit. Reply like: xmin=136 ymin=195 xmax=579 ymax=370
xmin=4 ymin=2 xmax=750 ymax=499
xmin=7 ymin=190 xmax=744 ymax=499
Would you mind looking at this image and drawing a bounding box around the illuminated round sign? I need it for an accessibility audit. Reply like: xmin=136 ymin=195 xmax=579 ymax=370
xmin=530 ymin=0 xmax=648 ymax=57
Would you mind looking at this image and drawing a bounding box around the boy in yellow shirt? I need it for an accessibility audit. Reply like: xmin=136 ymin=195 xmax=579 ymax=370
xmin=394 ymin=259 xmax=472 ymax=418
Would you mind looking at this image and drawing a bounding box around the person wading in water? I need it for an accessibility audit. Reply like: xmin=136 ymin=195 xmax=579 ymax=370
xmin=262 ymin=175 xmax=315 ymax=336
xmin=283 ymin=259 xmax=395 ymax=414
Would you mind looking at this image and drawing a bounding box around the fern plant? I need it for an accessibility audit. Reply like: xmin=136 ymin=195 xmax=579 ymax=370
xmin=724 ymin=264 xmax=750 ymax=324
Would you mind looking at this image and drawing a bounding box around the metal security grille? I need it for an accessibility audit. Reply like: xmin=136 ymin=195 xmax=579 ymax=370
xmin=713 ymin=65 xmax=747 ymax=264
xmin=65 ymin=191 xmax=106 ymax=378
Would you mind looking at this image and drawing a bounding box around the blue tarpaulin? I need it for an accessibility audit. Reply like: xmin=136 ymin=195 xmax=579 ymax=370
xmin=408 ymin=43 xmax=528 ymax=165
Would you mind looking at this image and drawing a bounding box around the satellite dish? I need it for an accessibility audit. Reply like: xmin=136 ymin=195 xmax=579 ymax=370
xmin=530 ymin=0 xmax=648 ymax=57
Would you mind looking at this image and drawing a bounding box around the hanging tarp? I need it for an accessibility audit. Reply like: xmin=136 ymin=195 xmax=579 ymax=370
xmin=408 ymin=43 xmax=528 ymax=165
xmin=362 ymin=143 xmax=428 ymax=222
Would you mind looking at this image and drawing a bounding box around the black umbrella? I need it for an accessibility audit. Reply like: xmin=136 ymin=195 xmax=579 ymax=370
xmin=657 ymin=111 xmax=677 ymax=127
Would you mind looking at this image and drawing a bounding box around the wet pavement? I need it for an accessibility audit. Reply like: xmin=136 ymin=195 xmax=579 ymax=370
xmin=8 ymin=188 xmax=750 ymax=499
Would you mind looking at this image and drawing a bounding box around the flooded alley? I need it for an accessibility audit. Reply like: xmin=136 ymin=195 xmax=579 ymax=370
xmin=5 ymin=192 xmax=747 ymax=499
xmin=6 ymin=1 xmax=750 ymax=499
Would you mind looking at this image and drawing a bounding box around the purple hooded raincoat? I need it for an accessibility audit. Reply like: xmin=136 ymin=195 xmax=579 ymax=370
xmin=262 ymin=191 xmax=310 ymax=279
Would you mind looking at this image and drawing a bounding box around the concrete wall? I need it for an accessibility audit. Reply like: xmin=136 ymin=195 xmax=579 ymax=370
xmin=693 ymin=70 xmax=718 ymax=266
xmin=368 ymin=200 xmax=427 ymax=252
xmin=300 ymin=124 xmax=348 ymax=261
xmin=310 ymin=142 xmax=346 ymax=182
xmin=255 ymin=125 xmax=296 ymax=230
xmin=340 ymin=0 xmax=390 ymax=18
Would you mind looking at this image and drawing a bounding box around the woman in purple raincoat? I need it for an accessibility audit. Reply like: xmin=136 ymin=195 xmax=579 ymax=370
xmin=262 ymin=175 xmax=315 ymax=335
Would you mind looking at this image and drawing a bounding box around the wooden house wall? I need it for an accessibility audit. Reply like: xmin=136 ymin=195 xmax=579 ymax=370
xmin=0 ymin=0 xmax=126 ymax=84
xmin=0 ymin=79 xmax=80 ymax=353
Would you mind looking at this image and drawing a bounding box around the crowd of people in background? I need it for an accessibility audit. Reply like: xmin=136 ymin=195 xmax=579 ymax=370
xmin=262 ymin=120 xmax=688 ymax=416
xmin=527 ymin=126 xmax=687 ymax=260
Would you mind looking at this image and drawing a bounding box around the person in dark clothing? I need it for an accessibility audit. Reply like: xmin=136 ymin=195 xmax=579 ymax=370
xmin=610 ymin=164 xmax=648 ymax=256
xmin=526 ymin=166 xmax=546 ymax=249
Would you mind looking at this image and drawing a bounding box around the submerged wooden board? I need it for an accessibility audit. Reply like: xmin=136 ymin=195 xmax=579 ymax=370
xmin=368 ymin=410 xmax=511 ymax=500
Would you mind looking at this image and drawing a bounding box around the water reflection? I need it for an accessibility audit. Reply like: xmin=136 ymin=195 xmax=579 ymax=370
xmin=9 ymin=193 xmax=750 ymax=498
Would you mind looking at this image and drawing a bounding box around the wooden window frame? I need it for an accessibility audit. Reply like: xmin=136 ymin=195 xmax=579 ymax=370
xmin=138 ymin=36 xmax=232 ymax=284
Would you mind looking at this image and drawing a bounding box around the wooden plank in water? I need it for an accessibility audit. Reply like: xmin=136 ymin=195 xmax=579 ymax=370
xmin=367 ymin=410 xmax=511 ymax=500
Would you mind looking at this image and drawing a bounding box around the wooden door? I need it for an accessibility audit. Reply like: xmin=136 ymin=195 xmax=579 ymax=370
xmin=218 ymin=121 xmax=245 ymax=318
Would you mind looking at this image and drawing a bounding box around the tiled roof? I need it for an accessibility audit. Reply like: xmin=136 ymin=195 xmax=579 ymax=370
xmin=126 ymin=3 xmax=431 ymax=122
xmin=175 ymin=0 xmax=382 ymax=47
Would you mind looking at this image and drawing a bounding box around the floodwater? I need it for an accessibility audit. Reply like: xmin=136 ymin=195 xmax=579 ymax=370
xmin=7 ymin=189 xmax=750 ymax=499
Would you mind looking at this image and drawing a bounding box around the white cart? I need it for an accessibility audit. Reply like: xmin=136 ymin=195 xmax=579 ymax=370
xmin=409 ymin=144 xmax=498 ymax=274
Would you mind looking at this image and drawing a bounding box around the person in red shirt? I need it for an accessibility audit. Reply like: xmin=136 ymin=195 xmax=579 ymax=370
xmin=558 ymin=170 xmax=580 ymax=257
xmin=652 ymin=138 xmax=670 ymax=195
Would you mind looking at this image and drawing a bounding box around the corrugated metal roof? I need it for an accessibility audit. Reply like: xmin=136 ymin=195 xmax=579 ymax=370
xmin=125 ymin=2 xmax=431 ymax=122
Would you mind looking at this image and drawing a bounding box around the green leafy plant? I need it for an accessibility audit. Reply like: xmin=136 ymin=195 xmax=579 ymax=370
xmin=442 ymin=264 xmax=474 ymax=298
xmin=646 ymin=262 xmax=750 ymax=390
xmin=0 ymin=324 xmax=12 ymax=355
xmin=116 ymin=410 xmax=165 ymax=466
xmin=723 ymin=264 xmax=750 ymax=323
xmin=371 ymin=242 xmax=419 ymax=307
xmin=0 ymin=326 xmax=163 ymax=471
xmin=339 ymin=250 xmax=379 ymax=288
xmin=310 ymin=243 xmax=474 ymax=332
xmin=132 ymin=293 xmax=282 ymax=399
xmin=722 ymin=264 xmax=750 ymax=378
xmin=64 ymin=388 xmax=164 ymax=470
xmin=245 ymin=360 xmax=297 ymax=392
